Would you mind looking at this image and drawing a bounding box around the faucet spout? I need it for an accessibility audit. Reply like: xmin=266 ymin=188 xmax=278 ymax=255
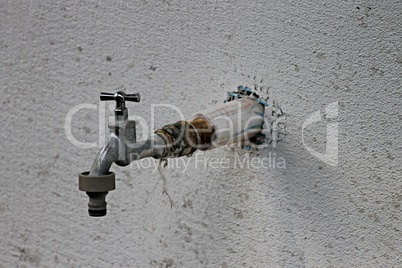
xmin=79 ymin=133 xmax=167 ymax=217
xmin=79 ymin=135 xmax=118 ymax=217
xmin=89 ymin=134 xmax=118 ymax=176
xmin=78 ymin=135 xmax=118 ymax=216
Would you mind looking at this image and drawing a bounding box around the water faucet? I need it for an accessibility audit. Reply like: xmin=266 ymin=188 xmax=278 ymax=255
xmin=79 ymin=87 xmax=268 ymax=217
xmin=78 ymin=91 xmax=166 ymax=217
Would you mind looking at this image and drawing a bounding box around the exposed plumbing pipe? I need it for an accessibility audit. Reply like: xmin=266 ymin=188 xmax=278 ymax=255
xmin=79 ymin=87 xmax=268 ymax=217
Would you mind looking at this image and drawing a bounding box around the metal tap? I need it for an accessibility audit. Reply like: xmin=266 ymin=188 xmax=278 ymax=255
xmin=79 ymin=91 xmax=166 ymax=217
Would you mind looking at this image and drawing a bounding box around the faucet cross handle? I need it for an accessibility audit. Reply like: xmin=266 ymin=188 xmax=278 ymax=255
xmin=100 ymin=91 xmax=141 ymax=111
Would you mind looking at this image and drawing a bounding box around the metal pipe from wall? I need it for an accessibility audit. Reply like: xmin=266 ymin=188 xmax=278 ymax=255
xmin=155 ymin=93 xmax=266 ymax=158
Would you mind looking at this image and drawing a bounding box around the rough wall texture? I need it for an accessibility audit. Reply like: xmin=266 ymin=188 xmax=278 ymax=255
xmin=1 ymin=0 xmax=401 ymax=267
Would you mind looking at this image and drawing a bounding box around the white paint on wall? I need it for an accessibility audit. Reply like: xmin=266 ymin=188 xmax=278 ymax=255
xmin=0 ymin=0 xmax=401 ymax=267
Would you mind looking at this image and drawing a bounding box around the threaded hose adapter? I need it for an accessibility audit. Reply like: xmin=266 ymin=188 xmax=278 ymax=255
xmin=79 ymin=171 xmax=115 ymax=192
xmin=79 ymin=171 xmax=115 ymax=217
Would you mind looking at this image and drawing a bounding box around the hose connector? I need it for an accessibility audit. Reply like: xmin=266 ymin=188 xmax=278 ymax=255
xmin=79 ymin=171 xmax=115 ymax=217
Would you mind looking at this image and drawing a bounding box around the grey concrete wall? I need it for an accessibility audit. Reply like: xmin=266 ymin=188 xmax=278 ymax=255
xmin=1 ymin=0 xmax=401 ymax=267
